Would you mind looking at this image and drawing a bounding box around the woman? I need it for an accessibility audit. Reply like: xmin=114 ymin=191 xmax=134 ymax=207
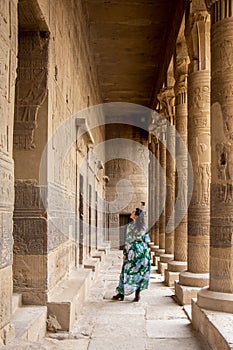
xmin=112 ymin=208 xmax=151 ymax=302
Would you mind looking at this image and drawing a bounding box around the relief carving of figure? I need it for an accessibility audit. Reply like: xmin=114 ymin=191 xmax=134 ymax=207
xmin=216 ymin=142 xmax=233 ymax=202
xmin=199 ymin=163 xmax=210 ymax=205
xmin=219 ymin=40 xmax=233 ymax=70
xmin=192 ymin=86 xmax=210 ymax=110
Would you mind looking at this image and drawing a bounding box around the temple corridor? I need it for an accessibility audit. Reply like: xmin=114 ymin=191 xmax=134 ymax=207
xmin=1 ymin=0 xmax=233 ymax=349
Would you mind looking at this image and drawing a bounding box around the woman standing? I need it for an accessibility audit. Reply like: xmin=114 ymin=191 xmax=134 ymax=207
xmin=112 ymin=208 xmax=151 ymax=302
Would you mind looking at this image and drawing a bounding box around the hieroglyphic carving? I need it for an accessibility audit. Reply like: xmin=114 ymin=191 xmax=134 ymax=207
xmin=212 ymin=40 xmax=233 ymax=74
xmin=189 ymin=221 xmax=210 ymax=236
xmin=0 ymin=40 xmax=9 ymax=99
xmin=214 ymin=112 xmax=233 ymax=202
xmin=191 ymin=136 xmax=211 ymax=205
xmin=0 ymin=213 xmax=13 ymax=268
xmin=14 ymin=179 xmax=44 ymax=210
xmin=14 ymin=31 xmax=49 ymax=149
xmin=109 ymin=214 xmax=118 ymax=224
xmin=190 ymin=85 xmax=210 ymax=110
xmin=0 ymin=169 xmax=13 ymax=207
xmin=13 ymin=218 xmax=47 ymax=255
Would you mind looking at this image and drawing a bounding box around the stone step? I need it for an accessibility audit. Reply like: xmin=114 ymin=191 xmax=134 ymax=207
xmin=84 ymin=257 xmax=100 ymax=273
xmin=12 ymin=293 xmax=22 ymax=314
xmin=47 ymin=268 xmax=92 ymax=332
xmin=98 ymin=241 xmax=111 ymax=254
xmin=91 ymin=250 xmax=106 ymax=262
xmin=11 ymin=305 xmax=47 ymax=342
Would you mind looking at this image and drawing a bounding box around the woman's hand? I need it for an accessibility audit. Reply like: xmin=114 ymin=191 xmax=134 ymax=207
xmin=123 ymin=255 xmax=126 ymax=262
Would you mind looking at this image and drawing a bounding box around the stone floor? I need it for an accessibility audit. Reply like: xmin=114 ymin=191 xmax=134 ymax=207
xmin=41 ymin=250 xmax=212 ymax=350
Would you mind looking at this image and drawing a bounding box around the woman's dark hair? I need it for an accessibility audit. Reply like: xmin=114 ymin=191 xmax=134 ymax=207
xmin=135 ymin=208 xmax=145 ymax=231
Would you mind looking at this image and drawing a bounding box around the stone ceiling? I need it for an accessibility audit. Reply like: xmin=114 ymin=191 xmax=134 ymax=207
xmin=85 ymin=0 xmax=187 ymax=108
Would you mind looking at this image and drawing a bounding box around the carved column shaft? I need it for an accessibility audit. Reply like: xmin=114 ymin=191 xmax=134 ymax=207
xmin=159 ymin=137 xmax=166 ymax=251
xmin=166 ymin=49 xmax=189 ymax=285
xmin=165 ymin=118 xmax=176 ymax=255
xmin=197 ymin=0 xmax=233 ymax=313
xmin=157 ymin=86 xmax=176 ymax=272
xmin=154 ymin=140 xmax=160 ymax=246
xmin=174 ymin=3 xmax=211 ymax=306
xmin=174 ymin=59 xmax=189 ymax=264
xmin=209 ymin=0 xmax=233 ymax=293
xmin=183 ymin=3 xmax=211 ymax=283
xmin=148 ymin=137 xmax=157 ymax=244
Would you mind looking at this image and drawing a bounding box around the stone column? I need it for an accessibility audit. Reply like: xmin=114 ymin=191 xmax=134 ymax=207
xmin=148 ymin=135 xmax=157 ymax=245
xmin=195 ymin=0 xmax=233 ymax=313
xmin=0 ymin=0 xmax=18 ymax=344
xmin=148 ymin=134 xmax=160 ymax=265
xmin=153 ymin=139 xmax=160 ymax=248
xmin=156 ymin=120 xmax=167 ymax=258
xmin=175 ymin=0 xmax=211 ymax=305
xmin=157 ymin=87 xmax=176 ymax=274
xmin=165 ymin=44 xmax=189 ymax=286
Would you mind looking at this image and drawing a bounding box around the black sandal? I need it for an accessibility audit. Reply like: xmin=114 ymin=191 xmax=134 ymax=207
xmin=112 ymin=293 xmax=124 ymax=301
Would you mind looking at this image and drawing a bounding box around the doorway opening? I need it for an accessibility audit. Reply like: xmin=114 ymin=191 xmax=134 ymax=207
xmin=119 ymin=214 xmax=131 ymax=249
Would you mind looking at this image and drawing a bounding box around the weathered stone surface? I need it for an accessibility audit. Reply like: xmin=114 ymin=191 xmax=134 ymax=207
xmin=192 ymin=298 xmax=233 ymax=350
xmin=13 ymin=255 xmax=47 ymax=305
xmin=0 ymin=266 xmax=13 ymax=330
xmin=0 ymin=0 xmax=17 ymax=342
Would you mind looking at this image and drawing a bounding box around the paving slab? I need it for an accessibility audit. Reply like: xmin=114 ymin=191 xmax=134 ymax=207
xmin=146 ymin=337 xmax=209 ymax=350
xmin=146 ymin=319 xmax=194 ymax=339
xmin=92 ymin=314 xmax=146 ymax=338
xmin=89 ymin=337 xmax=146 ymax=350
xmin=43 ymin=249 xmax=213 ymax=350
xmin=42 ymin=338 xmax=89 ymax=350
xmin=146 ymin=304 xmax=186 ymax=320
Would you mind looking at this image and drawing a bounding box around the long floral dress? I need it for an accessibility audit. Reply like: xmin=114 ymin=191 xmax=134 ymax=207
xmin=116 ymin=221 xmax=151 ymax=296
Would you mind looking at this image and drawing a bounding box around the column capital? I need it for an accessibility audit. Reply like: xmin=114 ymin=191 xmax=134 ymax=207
xmin=174 ymin=56 xmax=189 ymax=97
xmin=205 ymin=0 xmax=218 ymax=11
xmin=157 ymin=86 xmax=175 ymax=121
xmin=185 ymin=7 xmax=210 ymax=72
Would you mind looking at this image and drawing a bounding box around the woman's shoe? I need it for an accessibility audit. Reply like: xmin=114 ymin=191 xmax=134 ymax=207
xmin=133 ymin=288 xmax=140 ymax=302
xmin=112 ymin=293 xmax=124 ymax=301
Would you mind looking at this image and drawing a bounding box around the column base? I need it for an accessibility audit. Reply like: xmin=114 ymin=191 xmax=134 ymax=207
xmin=164 ymin=261 xmax=187 ymax=287
xmin=164 ymin=269 xmax=179 ymax=287
xmin=179 ymin=271 xmax=209 ymax=288
xmin=152 ymin=254 xmax=160 ymax=267
xmin=192 ymin=298 xmax=233 ymax=350
xmin=158 ymin=254 xmax=174 ymax=275
xmin=174 ymin=272 xmax=209 ymax=305
xmin=157 ymin=261 xmax=167 ymax=275
xmin=167 ymin=260 xmax=187 ymax=272
xmin=150 ymin=245 xmax=159 ymax=253
xmin=155 ymin=248 xmax=165 ymax=257
xmin=160 ymin=254 xmax=174 ymax=263
xmin=197 ymin=286 xmax=233 ymax=313
xmin=175 ymin=281 xmax=201 ymax=305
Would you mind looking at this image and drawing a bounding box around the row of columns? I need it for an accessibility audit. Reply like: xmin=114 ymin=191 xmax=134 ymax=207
xmin=149 ymin=0 xmax=233 ymax=312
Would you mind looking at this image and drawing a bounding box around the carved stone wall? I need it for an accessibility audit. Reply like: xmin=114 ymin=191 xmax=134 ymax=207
xmin=105 ymin=151 xmax=148 ymax=249
xmin=0 ymin=0 xmax=18 ymax=344
xmin=14 ymin=31 xmax=48 ymax=150
xmin=12 ymin=0 xmax=104 ymax=305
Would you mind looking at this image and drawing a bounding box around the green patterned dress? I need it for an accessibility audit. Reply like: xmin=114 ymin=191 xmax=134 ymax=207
xmin=116 ymin=221 xmax=151 ymax=296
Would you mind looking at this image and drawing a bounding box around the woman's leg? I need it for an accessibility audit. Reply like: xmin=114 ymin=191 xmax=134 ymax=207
xmin=133 ymin=287 xmax=140 ymax=302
